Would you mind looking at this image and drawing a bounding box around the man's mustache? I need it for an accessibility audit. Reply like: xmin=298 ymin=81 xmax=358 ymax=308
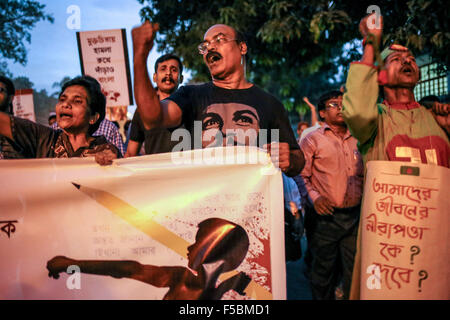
xmin=206 ymin=51 xmax=222 ymax=62
xmin=162 ymin=76 xmax=175 ymax=83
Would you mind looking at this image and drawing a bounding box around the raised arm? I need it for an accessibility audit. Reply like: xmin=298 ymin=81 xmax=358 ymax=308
xmin=341 ymin=14 xmax=382 ymax=145
xmin=46 ymin=256 xmax=178 ymax=288
xmin=303 ymin=97 xmax=318 ymax=126
xmin=132 ymin=21 xmax=182 ymax=130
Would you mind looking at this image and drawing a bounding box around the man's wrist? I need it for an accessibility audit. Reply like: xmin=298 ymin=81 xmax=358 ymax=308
xmin=133 ymin=48 xmax=150 ymax=63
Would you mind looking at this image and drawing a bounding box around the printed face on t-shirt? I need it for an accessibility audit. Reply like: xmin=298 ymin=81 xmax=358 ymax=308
xmin=201 ymin=103 xmax=260 ymax=148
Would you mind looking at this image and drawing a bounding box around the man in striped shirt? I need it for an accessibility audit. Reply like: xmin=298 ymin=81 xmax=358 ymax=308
xmin=300 ymin=90 xmax=364 ymax=300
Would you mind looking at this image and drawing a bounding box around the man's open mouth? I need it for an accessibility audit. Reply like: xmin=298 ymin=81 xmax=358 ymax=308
xmin=59 ymin=113 xmax=72 ymax=119
xmin=206 ymin=52 xmax=222 ymax=64
xmin=162 ymin=77 xmax=174 ymax=84
xmin=400 ymin=65 xmax=414 ymax=75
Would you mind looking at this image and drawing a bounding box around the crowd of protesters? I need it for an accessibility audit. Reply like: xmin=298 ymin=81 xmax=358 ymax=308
xmin=1 ymin=12 xmax=449 ymax=300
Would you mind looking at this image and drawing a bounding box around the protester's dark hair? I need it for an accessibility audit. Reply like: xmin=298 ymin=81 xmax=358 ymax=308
xmin=0 ymin=75 xmax=15 ymax=113
xmin=230 ymin=27 xmax=249 ymax=67
xmin=419 ymin=95 xmax=440 ymax=109
xmin=234 ymin=28 xmax=247 ymax=45
xmin=317 ymin=90 xmax=343 ymax=112
xmin=0 ymin=75 xmax=15 ymax=96
xmin=154 ymin=54 xmax=183 ymax=76
xmin=60 ymin=75 xmax=106 ymax=135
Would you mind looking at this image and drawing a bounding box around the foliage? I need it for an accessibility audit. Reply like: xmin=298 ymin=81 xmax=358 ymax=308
xmin=13 ymin=76 xmax=57 ymax=125
xmin=138 ymin=0 xmax=448 ymax=117
xmin=0 ymin=0 xmax=54 ymax=74
xmin=51 ymin=76 xmax=72 ymax=97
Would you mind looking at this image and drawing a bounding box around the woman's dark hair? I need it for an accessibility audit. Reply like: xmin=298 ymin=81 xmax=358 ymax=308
xmin=60 ymin=75 xmax=106 ymax=135
xmin=0 ymin=75 xmax=15 ymax=96
xmin=0 ymin=75 xmax=15 ymax=113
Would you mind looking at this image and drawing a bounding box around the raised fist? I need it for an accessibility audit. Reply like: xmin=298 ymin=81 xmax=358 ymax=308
xmin=359 ymin=13 xmax=383 ymax=41
xmin=132 ymin=21 xmax=159 ymax=57
xmin=47 ymin=256 xmax=75 ymax=279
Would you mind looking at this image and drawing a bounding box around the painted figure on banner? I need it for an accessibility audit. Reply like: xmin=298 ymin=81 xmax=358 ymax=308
xmin=47 ymin=218 xmax=251 ymax=300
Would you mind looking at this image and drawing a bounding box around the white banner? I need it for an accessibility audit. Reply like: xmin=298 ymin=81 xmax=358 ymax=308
xmin=360 ymin=161 xmax=449 ymax=299
xmin=0 ymin=147 xmax=285 ymax=300
xmin=77 ymin=28 xmax=133 ymax=108
xmin=13 ymin=89 xmax=35 ymax=122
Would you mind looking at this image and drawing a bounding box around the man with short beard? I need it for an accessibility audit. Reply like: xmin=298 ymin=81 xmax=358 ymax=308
xmin=131 ymin=22 xmax=304 ymax=176
xmin=125 ymin=54 xmax=184 ymax=156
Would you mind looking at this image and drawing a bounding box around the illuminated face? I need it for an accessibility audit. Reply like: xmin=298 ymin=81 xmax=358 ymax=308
xmin=201 ymin=24 xmax=245 ymax=80
xmin=384 ymin=51 xmax=420 ymax=88
xmin=319 ymin=96 xmax=345 ymax=126
xmin=153 ymin=59 xmax=182 ymax=95
xmin=56 ymin=85 xmax=97 ymax=134
xmin=201 ymin=103 xmax=260 ymax=148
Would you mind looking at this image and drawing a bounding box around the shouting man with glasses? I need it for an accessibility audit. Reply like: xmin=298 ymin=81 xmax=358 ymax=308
xmin=131 ymin=22 xmax=304 ymax=176
xmin=299 ymin=90 xmax=363 ymax=300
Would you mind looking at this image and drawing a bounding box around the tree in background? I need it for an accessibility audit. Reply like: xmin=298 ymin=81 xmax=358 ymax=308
xmin=0 ymin=0 xmax=54 ymax=75
xmin=136 ymin=0 xmax=449 ymax=119
xmin=51 ymin=76 xmax=72 ymax=98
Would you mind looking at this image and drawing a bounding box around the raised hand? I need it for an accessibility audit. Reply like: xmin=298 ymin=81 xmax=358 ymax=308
xmin=359 ymin=13 xmax=383 ymax=42
xmin=132 ymin=21 xmax=159 ymax=58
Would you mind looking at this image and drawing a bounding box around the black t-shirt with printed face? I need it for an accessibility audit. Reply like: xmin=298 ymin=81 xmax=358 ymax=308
xmin=129 ymin=111 xmax=180 ymax=155
xmin=167 ymin=83 xmax=299 ymax=150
